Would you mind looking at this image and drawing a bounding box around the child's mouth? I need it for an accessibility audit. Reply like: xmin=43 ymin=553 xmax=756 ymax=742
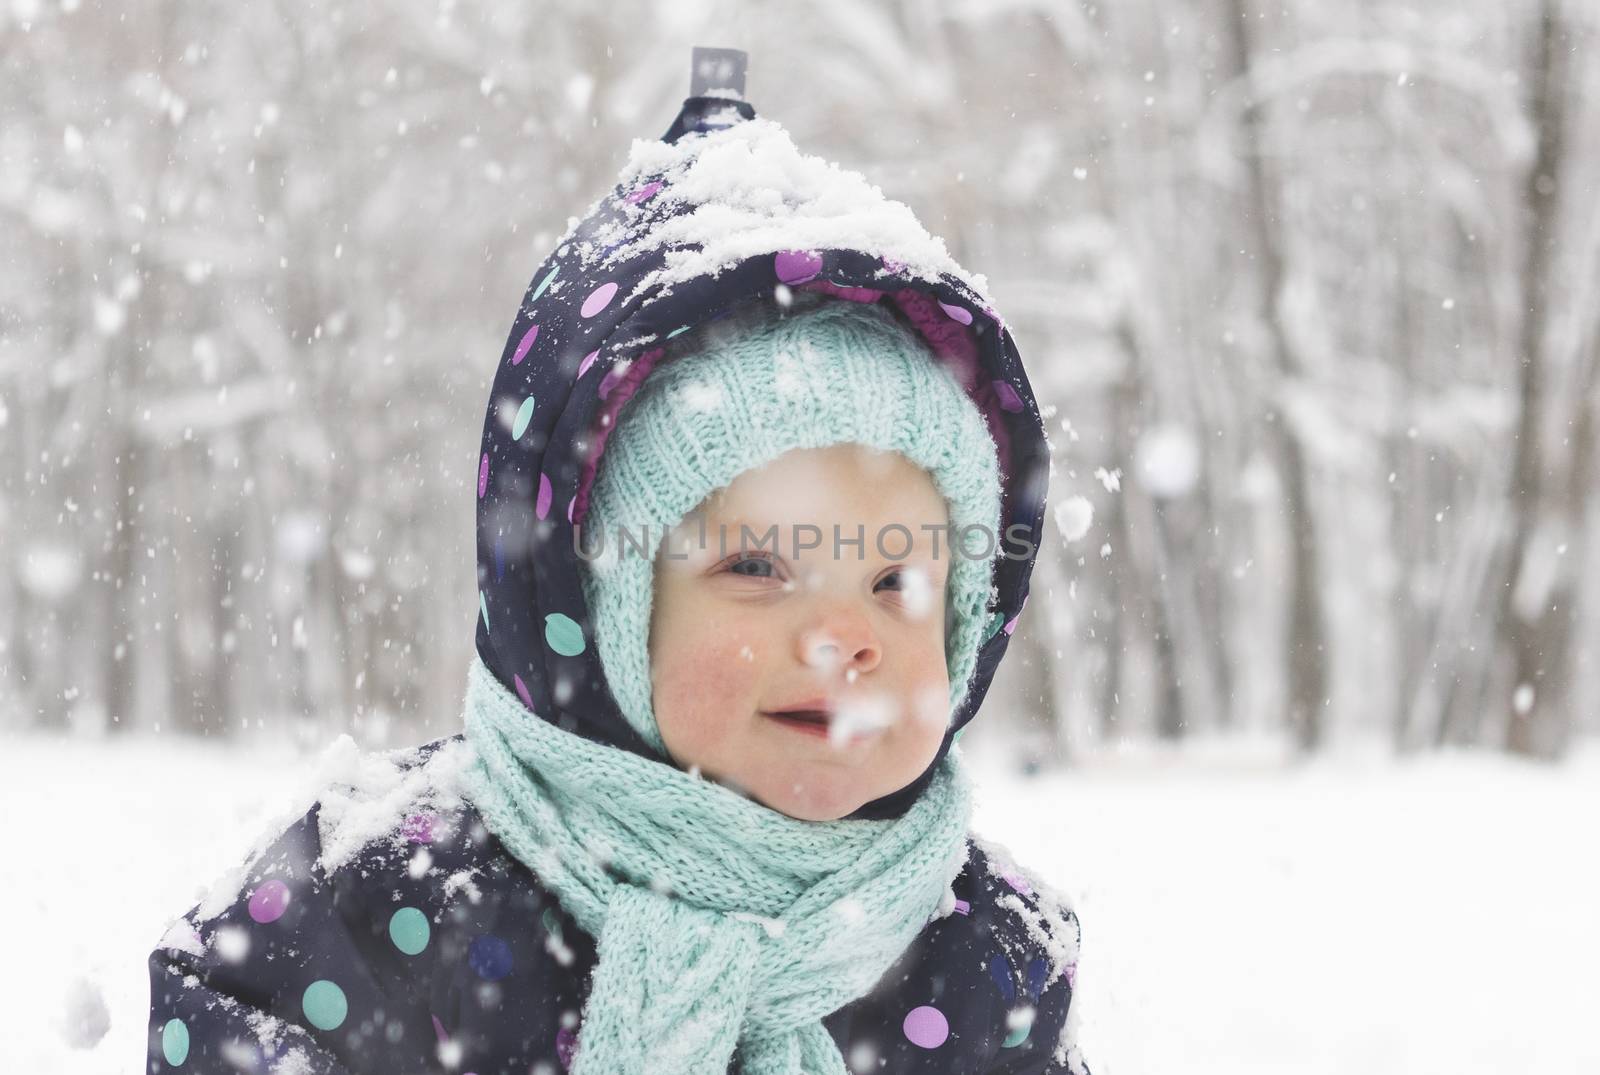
xmin=761 ymin=708 xmax=834 ymax=738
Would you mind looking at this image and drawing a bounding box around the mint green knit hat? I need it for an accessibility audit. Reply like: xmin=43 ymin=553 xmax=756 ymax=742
xmin=578 ymin=297 xmax=1002 ymax=757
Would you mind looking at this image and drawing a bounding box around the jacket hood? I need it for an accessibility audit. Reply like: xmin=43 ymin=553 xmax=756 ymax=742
xmin=473 ymin=93 xmax=1050 ymax=820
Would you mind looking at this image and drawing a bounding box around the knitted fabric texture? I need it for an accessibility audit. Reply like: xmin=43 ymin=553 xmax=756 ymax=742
xmin=579 ymin=297 xmax=1003 ymax=755
xmin=458 ymin=654 xmax=975 ymax=1075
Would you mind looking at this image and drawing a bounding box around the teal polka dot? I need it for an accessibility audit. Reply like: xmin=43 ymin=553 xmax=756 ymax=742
xmin=161 ymin=1018 xmax=189 ymax=1066
xmin=1002 ymin=1007 xmax=1034 ymax=1047
xmin=666 ymin=324 xmax=691 ymax=338
xmin=530 ymin=265 xmax=559 ymax=302
xmin=301 ymin=979 xmax=348 ymax=1031
xmin=544 ymin=612 xmax=585 ymax=656
xmin=984 ymin=610 xmax=1005 ymax=641
xmin=479 ymin=590 xmax=491 ymax=635
xmin=389 ymin=907 xmax=430 ymax=956
xmin=511 ymin=396 xmax=537 ymax=441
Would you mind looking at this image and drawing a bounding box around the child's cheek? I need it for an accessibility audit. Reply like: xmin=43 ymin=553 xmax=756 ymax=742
xmin=652 ymin=620 xmax=766 ymax=741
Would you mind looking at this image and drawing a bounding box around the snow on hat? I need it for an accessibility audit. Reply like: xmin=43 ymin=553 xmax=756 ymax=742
xmin=577 ymin=295 xmax=1002 ymax=757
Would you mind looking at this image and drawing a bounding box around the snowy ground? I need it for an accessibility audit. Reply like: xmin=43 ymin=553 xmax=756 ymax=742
xmin=2 ymin=729 xmax=1595 ymax=1074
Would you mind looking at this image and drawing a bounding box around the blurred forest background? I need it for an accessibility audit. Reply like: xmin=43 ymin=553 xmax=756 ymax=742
xmin=3 ymin=0 xmax=1597 ymax=764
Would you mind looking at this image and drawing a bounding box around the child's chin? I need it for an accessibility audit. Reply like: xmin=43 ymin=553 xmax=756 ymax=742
xmin=707 ymin=764 xmax=870 ymax=821
xmin=757 ymin=780 xmax=864 ymax=822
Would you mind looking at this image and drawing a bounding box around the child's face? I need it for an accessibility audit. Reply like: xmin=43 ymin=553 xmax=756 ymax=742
xmin=649 ymin=444 xmax=953 ymax=821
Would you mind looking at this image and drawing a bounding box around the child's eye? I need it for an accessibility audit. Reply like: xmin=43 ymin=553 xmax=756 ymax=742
xmin=726 ymin=551 xmax=778 ymax=578
xmin=876 ymin=570 xmax=904 ymax=592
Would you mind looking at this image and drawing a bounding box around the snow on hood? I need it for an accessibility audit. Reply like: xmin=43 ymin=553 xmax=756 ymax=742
xmin=473 ymin=94 xmax=1050 ymax=820
xmin=586 ymin=115 xmax=995 ymax=307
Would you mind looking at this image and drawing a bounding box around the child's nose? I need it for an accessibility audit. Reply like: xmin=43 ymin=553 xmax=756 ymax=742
xmin=797 ymin=606 xmax=883 ymax=676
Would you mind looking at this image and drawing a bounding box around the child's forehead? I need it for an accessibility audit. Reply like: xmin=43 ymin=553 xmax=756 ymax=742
xmin=710 ymin=447 xmax=941 ymax=507
xmin=700 ymin=483 xmax=949 ymax=537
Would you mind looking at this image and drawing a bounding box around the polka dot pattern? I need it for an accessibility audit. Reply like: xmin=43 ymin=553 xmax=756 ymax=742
xmin=389 ymin=907 xmax=430 ymax=956
xmin=992 ymin=379 xmax=1024 ymax=413
xmin=161 ymin=1017 xmax=189 ymax=1066
xmin=624 ymin=180 xmax=662 ymax=205
xmin=902 ymin=1004 xmax=949 ymax=1049
xmin=580 ymin=282 xmax=618 ymax=318
xmin=301 ymin=980 xmax=348 ymax=1031
xmin=536 ymin=472 xmax=553 ymax=520
xmin=543 ymin=613 xmax=585 ymax=657
xmin=247 ymin=880 xmax=290 ymax=924
xmin=529 ymin=265 xmax=560 ymax=302
xmin=555 ymin=1025 xmax=579 ymax=1070
xmin=938 ymin=300 xmax=973 ymax=325
xmin=774 ymin=249 xmax=822 ymax=285
xmin=1000 ymin=868 xmax=1034 ymax=896
xmin=511 ymin=324 xmax=540 ymax=365
xmin=1002 ymin=1008 xmax=1033 ymax=1048
xmin=400 ymin=812 xmax=435 ymax=844
xmin=512 ymin=397 xmax=537 ymax=440
xmin=468 ymin=934 xmax=514 ymax=981
xmin=1027 ymin=956 xmax=1049 ymax=1000
xmin=988 ymin=952 xmax=1016 ymax=1002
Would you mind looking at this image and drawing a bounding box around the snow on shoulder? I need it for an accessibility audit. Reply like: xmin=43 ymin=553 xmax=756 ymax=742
xmin=188 ymin=735 xmax=471 ymax=921
xmin=314 ymin=736 xmax=472 ymax=874
xmin=578 ymin=116 xmax=994 ymax=308
xmin=969 ymin=832 xmax=1083 ymax=992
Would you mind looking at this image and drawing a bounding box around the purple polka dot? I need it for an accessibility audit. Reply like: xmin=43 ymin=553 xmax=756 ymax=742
xmin=580 ymin=282 xmax=618 ymax=318
xmin=774 ymin=249 xmax=822 ymax=285
xmin=597 ymin=363 xmax=628 ymax=401
xmin=477 ymin=453 xmax=490 ymax=498
xmin=903 ymin=1005 xmax=949 ymax=1049
xmin=992 ymin=379 xmax=1024 ymax=413
xmin=514 ymin=674 xmax=533 ymax=709
xmin=577 ymin=349 xmax=599 ymax=379
xmin=556 ymin=1026 xmax=579 ymax=1070
xmin=162 ymin=921 xmax=204 ymax=952
xmin=248 ymin=880 xmax=290 ymax=924
xmin=953 ymin=898 xmax=971 ymax=916
xmin=1000 ymin=868 xmax=1034 ymax=896
xmin=431 ymin=1013 xmax=449 ymax=1043
xmin=536 ymin=472 xmax=553 ymax=520
xmin=511 ymin=324 xmax=539 ymax=365
xmin=400 ymin=812 xmax=435 ymax=844
xmin=1003 ymin=613 xmax=1020 ymax=636
xmin=938 ymin=300 xmax=973 ymax=325
xmin=566 ymin=496 xmax=576 ymax=524
xmin=623 ymin=180 xmax=662 ymax=205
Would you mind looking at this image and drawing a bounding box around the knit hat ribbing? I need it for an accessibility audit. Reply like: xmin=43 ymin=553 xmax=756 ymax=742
xmin=579 ymin=297 xmax=1002 ymax=757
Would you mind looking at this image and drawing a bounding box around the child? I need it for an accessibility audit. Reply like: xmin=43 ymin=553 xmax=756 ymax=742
xmin=147 ymin=90 xmax=1089 ymax=1075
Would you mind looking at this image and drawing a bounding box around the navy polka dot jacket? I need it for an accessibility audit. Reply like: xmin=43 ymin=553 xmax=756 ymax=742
xmin=147 ymin=92 xmax=1090 ymax=1075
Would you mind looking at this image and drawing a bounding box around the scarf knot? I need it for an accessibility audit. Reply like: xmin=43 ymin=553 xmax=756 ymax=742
xmin=458 ymin=656 xmax=973 ymax=1075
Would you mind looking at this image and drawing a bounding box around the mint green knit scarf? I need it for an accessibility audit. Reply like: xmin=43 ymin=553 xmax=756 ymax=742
xmin=458 ymin=655 xmax=974 ymax=1075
